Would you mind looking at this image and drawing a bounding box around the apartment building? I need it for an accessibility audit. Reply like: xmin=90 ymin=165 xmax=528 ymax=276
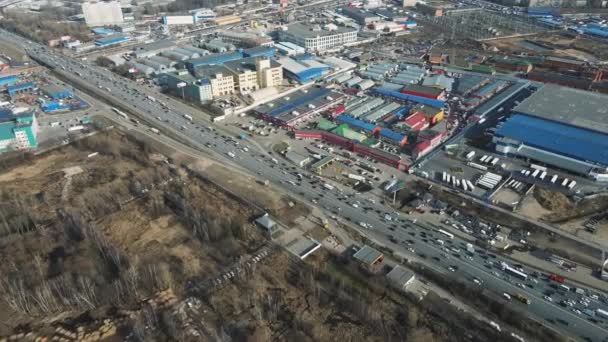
xmin=224 ymin=57 xmax=283 ymax=93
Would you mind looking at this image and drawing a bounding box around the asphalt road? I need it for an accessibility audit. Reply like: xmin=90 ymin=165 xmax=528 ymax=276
xmin=3 ymin=30 xmax=608 ymax=341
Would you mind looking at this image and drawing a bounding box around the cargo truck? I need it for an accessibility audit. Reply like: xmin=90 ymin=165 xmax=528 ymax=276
xmin=515 ymin=293 xmax=531 ymax=305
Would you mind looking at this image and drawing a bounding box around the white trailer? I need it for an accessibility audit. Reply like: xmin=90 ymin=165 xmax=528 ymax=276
xmin=568 ymin=180 xmax=577 ymax=189
xmin=520 ymin=169 xmax=526 ymax=175
xmin=562 ymin=178 xmax=569 ymax=187
xmin=452 ymin=177 xmax=457 ymax=187
xmin=466 ymin=151 xmax=476 ymax=160
xmin=68 ymin=125 xmax=84 ymax=131
xmin=447 ymin=174 xmax=452 ymax=183
xmin=532 ymin=169 xmax=540 ymax=178
xmin=466 ymin=180 xmax=475 ymax=191
xmin=442 ymin=171 xmax=447 ymax=182
xmin=468 ymin=162 xmax=488 ymax=171
xmin=456 ymin=179 xmax=461 ymax=187
xmin=551 ymin=175 xmax=558 ymax=184
xmin=480 ymin=155 xmax=488 ymax=163
xmin=462 ymin=180 xmax=468 ymax=191
xmin=540 ymin=171 xmax=547 ymax=180
xmin=524 ymin=170 xmax=531 ymax=176
xmin=491 ymin=157 xmax=499 ymax=166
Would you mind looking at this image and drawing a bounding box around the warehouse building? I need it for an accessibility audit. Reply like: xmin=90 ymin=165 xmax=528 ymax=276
xmin=493 ymin=85 xmax=608 ymax=178
xmin=133 ymin=40 xmax=176 ymax=58
xmin=41 ymin=85 xmax=72 ymax=100
xmin=275 ymin=57 xmax=331 ymax=83
xmin=0 ymin=109 xmax=38 ymax=152
xmin=278 ymin=23 xmax=358 ymax=52
xmin=0 ymin=76 xmax=20 ymax=88
xmin=7 ymin=82 xmax=36 ymax=97
xmin=185 ymin=51 xmax=243 ymax=73
xmin=94 ymin=35 xmax=130 ymax=47
xmin=401 ymin=84 xmax=445 ymax=100
xmin=254 ymin=87 xmax=345 ymax=127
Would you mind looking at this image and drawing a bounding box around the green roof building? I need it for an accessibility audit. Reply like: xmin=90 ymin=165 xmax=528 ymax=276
xmin=0 ymin=109 xmax=38 ymax=152
xmin=332 ymin=124 xmax=367 ymax=142
xmin=317 ymin=119 xmax=337 ymax=131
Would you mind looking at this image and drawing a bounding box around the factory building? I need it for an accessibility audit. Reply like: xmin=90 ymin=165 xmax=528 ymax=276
xmin=193 ymin=65 xmax=235 ymax=97
xmin=0 ymin=108 xmax=38 ymax=152
xmin=275 ymin=42 xmax=306 ymax=56
xmin=340 ymin=7 xmax=381 ymax=25
xmin=278 ymin=23 xmax=358 ymax=52
xmin=224 ymin=57 xmax=283 ymax=93
xmin=493 ymin=85 xmax=608 ymax=178
xmin=82 ymin=1 xmax=123 ymax=26
xmin=242 ymin=46 xmax=276 ymax=59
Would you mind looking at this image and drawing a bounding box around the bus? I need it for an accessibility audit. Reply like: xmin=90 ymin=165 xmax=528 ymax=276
xmin=502 ymin=263 xmax=528 ymax=281
xmin=549 ymin=274 xmax=565 ymax=283
xmin=111 ymin=107 xmax=128 ymax=119
xmin=438 ymin=229 xmax=454 ymax=240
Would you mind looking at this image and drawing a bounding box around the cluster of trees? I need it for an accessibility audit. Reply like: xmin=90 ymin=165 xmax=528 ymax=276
xmin=0 ymin=12 xmax=89 ymax=44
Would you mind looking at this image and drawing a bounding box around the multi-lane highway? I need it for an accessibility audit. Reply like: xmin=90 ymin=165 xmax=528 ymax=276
xmin=2 ymin=29 xmax=608 ymax=341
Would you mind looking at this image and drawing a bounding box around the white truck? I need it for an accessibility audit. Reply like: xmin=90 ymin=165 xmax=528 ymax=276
xmin=184 ymin=114 xmax=193 ymax=122
xmin=150 ymin=127 xmax=160 ymax=134
xmin=323 ymin=183 xmax=335 ymax=191
xmin=227 ymin=152 xmax=235 ymax=158
xmin=466 ymin=243 xmax=475 ymax=254
xmin=271 ymin=158 xmax=279 ymax=164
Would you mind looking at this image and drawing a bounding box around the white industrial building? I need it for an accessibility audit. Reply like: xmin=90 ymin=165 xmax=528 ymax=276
xmin=279 ymin=23 xmax=358 ymax=52
xmin=81 ymin=1 xmax=124 ymax=26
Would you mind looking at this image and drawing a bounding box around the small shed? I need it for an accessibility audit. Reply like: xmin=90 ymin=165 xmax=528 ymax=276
xmin=386 ymin=265 xmax=415 ymax=291
xmin=353 ymin=245 xmax=384 ymax=267
xmin=254 ymin=213 xmax=279 ymax=237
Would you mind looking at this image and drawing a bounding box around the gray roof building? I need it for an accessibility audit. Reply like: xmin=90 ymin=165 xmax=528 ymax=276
xmin=353 ymin=245 xmax=384 ymax=266
xmin=512 ymin=84 xmax=608 ymax=135
xmin=386 ymin=266 xmax=416 ymax=290
xmin=133 ymin=39 xmax=176 ymax=58
xmin=254 ymin=213 xmax=279 ymax=235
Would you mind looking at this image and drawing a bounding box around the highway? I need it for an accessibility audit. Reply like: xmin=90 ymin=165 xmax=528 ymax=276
xmin=2 ymin=29 xmax=608 ymax=341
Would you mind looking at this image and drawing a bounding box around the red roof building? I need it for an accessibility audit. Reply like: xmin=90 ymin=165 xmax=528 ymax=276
xmin=418 ymin=129 xmax=445 ymax=147
xmin=401 ymin=84 xmax=445 ymax=100
xmin=403 ymin=112 xmax=429 ymax=132
xmin=412 ymin=141 xmax=431 ymax=160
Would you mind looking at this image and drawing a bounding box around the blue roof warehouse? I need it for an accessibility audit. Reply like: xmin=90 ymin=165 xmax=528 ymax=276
xmin=493 ymin=84 xmax=608 ymax=178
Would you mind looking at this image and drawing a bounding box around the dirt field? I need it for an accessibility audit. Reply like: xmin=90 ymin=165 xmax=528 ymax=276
xmin=485 ymin=32 xmax=608 ymax=60
xmin=0 ymin=129 xmax=516 ymax=341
